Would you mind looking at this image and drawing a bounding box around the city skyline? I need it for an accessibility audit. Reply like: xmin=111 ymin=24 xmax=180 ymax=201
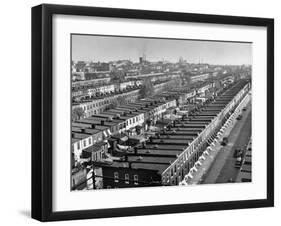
xmin=72 ymin=34 xmax=252 ymax=65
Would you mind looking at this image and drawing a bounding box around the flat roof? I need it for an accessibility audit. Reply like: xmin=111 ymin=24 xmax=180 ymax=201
xmin=72 ymin=123 xmax=92 ymax=128
xmin=134 ymin=148 xmax=182 ymax=156
xmin=72 ymin=132 xmax=91 ymax=139
xmin=92 ymin=114 xmax=112 ymax=119
xmin=79 ymin=118 xmax=99 ymax=124
xmin=157 ymin=135 xmax=195 ymax=140
xmin=131 ymin=162 xmax=169 ymax=173
xmin=150 ymin=139 xmax=190 ymax=145
xmin=127 ymin=155 xmax=175 ymax=164
xmin=81 ymin=128 xmax=102 ymax=135
xmin=72 ymin=127 xmax=82 ymax=132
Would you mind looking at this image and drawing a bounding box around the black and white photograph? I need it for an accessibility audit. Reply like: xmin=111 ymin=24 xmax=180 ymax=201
xmin=29 ymin=3 xmax=274 ymax=222
xmin=71 ymin=34 xmax=252 ymax=191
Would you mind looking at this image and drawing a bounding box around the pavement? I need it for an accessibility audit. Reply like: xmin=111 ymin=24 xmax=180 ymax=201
xmin=182 ymin=93 xmax=251 ymax=185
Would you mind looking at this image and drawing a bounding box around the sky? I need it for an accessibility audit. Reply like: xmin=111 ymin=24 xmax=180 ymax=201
xmin=72 ymin=34 xmax=252 ymax=65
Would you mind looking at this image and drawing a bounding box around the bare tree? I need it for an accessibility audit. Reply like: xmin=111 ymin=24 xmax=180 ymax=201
xmin=139 ymin=78 xmax=154 ymax=98
xmin=180 ymin=69 xmax=192 ymax=86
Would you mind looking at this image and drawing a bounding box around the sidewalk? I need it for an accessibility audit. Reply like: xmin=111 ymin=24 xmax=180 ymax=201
xmin=181 ymin=93 xmax=251 ymax=185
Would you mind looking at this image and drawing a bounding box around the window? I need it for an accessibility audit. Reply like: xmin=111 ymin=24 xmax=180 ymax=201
xmin=133 ymin=175 xmax=138 ymax=185
xmin=125 ymin=174 xmax=129 ymax=184
xmin=88 ymin=138 xmax=91 ymax=145
xmin=83 ymin=140 xmax=87 ymax=147
xmin=77 ymin=142 xmax=80 ymax=150
xmin=114 ymin=172 xmax=119 ymax=182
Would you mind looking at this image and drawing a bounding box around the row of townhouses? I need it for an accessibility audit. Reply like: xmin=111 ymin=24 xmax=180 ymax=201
xmin=71 ymin=79 xmax=222 ymax=189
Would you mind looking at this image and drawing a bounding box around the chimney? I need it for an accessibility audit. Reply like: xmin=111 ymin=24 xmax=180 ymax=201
xmin=81 ymin=128 xmax=86 ymax=133
xmin=101 ymin=120 xmax=104 ymax=125
xmin=91 ymin=124 xmax=95 ymax=129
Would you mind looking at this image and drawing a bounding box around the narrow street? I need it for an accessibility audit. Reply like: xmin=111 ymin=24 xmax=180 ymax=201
xmin=201 ymin=101 xmax=252 ymax=184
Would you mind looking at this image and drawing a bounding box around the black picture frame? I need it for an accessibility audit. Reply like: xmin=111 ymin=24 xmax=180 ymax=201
xmin=32 ymin=3 xmax=274 ymax=222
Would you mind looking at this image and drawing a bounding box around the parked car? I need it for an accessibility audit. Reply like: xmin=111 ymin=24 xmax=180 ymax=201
xmin=235 ymin=156 xmax=243 ymax=168
xmin=234 ymin=148 xmax=243 ymax=158
xmin=236 ymin=114 xmax=243 ymax=120
xmin=228 ymin=178 xmax=234 ymax=183
xmin=221 ymin=137 xmax=228 ymax=146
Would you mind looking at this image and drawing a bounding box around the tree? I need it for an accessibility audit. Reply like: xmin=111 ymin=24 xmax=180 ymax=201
xmin=110 ymin=70 xmax=126 ymax=83
xmin=164 ymin=77 xmax=183 ymax=90
xmin=105 ymin=96 xmax=127 ymax=110
xmin=139 ymin=78 xmax=154 ymax=98
xmin=72 ymin=107 xmax=85 ymax=121
xmin=180 ymin=69 xmax=192 ymax=86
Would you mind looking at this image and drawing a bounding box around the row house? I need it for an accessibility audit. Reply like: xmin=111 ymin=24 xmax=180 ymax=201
xmin=72 ymin=89 xmax=140 ymax=118
xmin=89 ymin=113 xmax=127 ymax=134
xmin=161 ymin=80 xmax=250 ymax=185
xmin=118 ymin=112 xmax=145 ymax=132
xmin=143 ymin=99 xmax=177 ymax=124
xmin=197 ymin=83 xmax=214 ymax=95
xmin=72 ymin=81 xmax=216 ymax=161
xmin=71 ymin=132 xmax=93 ymax=163
xmin=79 ymin=117 xmax=119 ymax=137
xmin=72 ymin=122 xmax=110 ymax=143
xmin=119 ymin=81 xmax=135 ymax=91
xmin=190 ymin=73 xmax=210 ymax=83
xmin=87 ymin=84 xmax=115 ymax=97
xmin=72 ymin=125 xmax=104 ymax=143
xmin=73 ymin=80 xmax=142 ymax=99
xmin=81 ymin=141 xmax=108 ymax=162
xmin=72 ymin=77 xmax=111 ymax=88
xmin=105 ymin=106 xmax=145 ymax=133
xmin=178 ymin=90 xmax=197 ymax=104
